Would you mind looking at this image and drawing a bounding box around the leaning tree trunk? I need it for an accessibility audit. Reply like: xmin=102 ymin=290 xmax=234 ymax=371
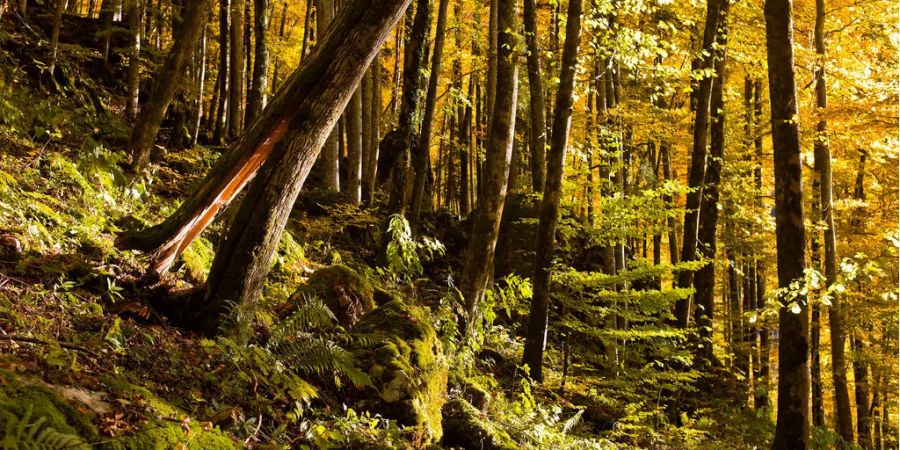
xmin=185 ymin=0 xmax=412 ymax=335
xmin=458 ymin=0 xmax=519 ymax=331
xmin=673 ymin=0 xmax=725 ymax=327
xmin=813 ymin=0 xmax=854 ymax=440
xmin=765 ymin=0 xmax=811 ymax=444
xmin=245 ymin=0 xmax=269 ymax=124
xmin=409 ymin=0 xmax=449 ymax=232
xmin=125 ymin=0 xmax=142 ymax=119
xmin=521 ymin=0 xmax=582 ymax=382
xmin=117 ymin=0 xmax=402 ymax=278
xmin=128 ymin=0 xmax=211 ymax=172
xmin=523 ymin=0 xmax=546 ymax=193
xmin=692 ymin=6 xmax=728 ymax=361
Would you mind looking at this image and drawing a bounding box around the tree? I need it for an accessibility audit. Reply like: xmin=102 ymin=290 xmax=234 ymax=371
xmin=315 ymin=0 xmax=340 ymax=191
xmin=673 ymin=0 xmax=726 ymax=327
xmin=458 ymin=0 xmax=519 ymax=330
xmin=185 ymin=0 xmax=411 ymax=334
xmin=523 ymin=0 xmax=546 ymax=193
xmin=246 ymin=0 xmax=270 ymax=124
xmin=813 ymin=0 xmax=854 ymax=440
xmin=125 ymin=0 xmax=142 ymax=120
xmin=765 ymin=0 xmax=811 ymax=444
xmin=228 ymin=0 xmax=244 ymax=139
xmin=128 ymin=0 xmax=211 ymax=172
xmin=692 ymin=3 xmax=729 ymax=360
xmin=521 ymin=0 xmax=582 ymax=382
xmin=409 ymin=0 xmax=449 ymax=231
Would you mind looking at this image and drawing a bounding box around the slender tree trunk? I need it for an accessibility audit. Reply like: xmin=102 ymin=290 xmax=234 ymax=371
xmin=190 ymin=26 xmax=207 ymax=147
xmin=812 ymin=0 xmax=854 ymax=440
xmin=213 ymin=0 xmax=230 ymax=144
xmin=364 ymin=58 xmax=382 ymax=201
xmin=521 ymin=0 xmax=582 ymax=382
xmin=315 ymin=0 xmax=340 ymax=190
xmin=128 ymin=0 xmax=211 ymax=172
xmin=692 ymin=7 xmax=728 ymax=360
xmin=228 ymin=0 xmax=244 ymax=139
xmin=458 ymin=0 xmax=518 ymax=331
xmin=752 ymin=78 xmax=771 ymax=410
xmin=99 ymin=0 xmax=116 ymax=69
xmin=377 ymin=0 xmax=432 ymax=219
xmin=345 ymin=89 xmax=363 ymax=203
xmin=125 ymin=0 xmax=143 ymax=119
xmin=853 ymin=332 xmax=872 ymax=448
xmin=523 ymin=0 xmax=545 ymax=192
xmin=810 ymin=172 xmax=825 ymax=427
xmin=361 ymin=69 xmax=374 ymax=200
xmin=410 ymin=0 xmax=449 ymax=232
xmin=246 ymin=0 xmax=269 ymax=124
xmin=765 ymin=0 xmax=811 ymax=443
xmin=188 ymin=0 xmax=412 ymax=334
xmin=673 ymin=0 xmax=725 ymax=327
xmin=48 ymin=0 xmax=65 ymax=78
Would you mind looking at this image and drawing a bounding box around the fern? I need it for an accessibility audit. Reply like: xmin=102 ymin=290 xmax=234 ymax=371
xmin=0 ymin=405 xmax=88 ymax=450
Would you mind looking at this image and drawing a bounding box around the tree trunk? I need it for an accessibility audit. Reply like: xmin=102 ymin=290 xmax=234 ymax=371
xmin=523 ymin=0 xmax=545 ymax=193
xmin=458 ymin=0 xmax=518 ymax=331
xmin=246 ymin=0 xmax=269 ymax=124
xmin=315 ymin=0 xmax=340 ymax=190
xmin=345 ymin=88 xmax=363 ymax=203
xmin=374 ymin=0 xmax=431 ymax=230
xmin=128 ymin=0 xmax=211 ymax=172
xmin=753 ymin=78 xmax=771 ymax=410
xmin=125 ymin=0 xmax=142 ymax=119
xmin=673 ymin=0 xmax=725 ymax=327
xmin=810 ymin=172 xmax=824 ymax=427
xmin=364 ymin=59 xmax=382 ymax=202
xmin=361 ymin=69 xmax=373 ymax=200
xmin=48 ymin=0 xmax=65 ymax=78
xmin=521 ymin=0 xmax=582 ymax=382
xmin=185 ymin=0 xmax=412 ymax=334
xmin=765 ymin=0 xmax=811 ymax=443
xmin=213 ymin=0 xmax=230 ymax=144
xmin=812 ymin=0 xmax=854 ymax=439
xmin=853 ymin=333 xmax=872 ymax=448
xmin=228 ymin=0 xmax=244 ymax=139
xmin=190 ymin=26 xmax=207 ymax=147
xmin=99 ymin=0 xmax=116 ymax=69
xmin=410 ymin=0 xmax=449 ymax=232
xmin=692 ymin=7 xmax=728 ymax=360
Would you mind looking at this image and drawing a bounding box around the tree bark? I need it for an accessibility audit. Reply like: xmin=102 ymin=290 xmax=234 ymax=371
xmin=128 ymin=0 xmax=211 ymax=172
xmin=521 ymin=0 xmax=582 ymax=382
xmin=213 ymin=0 xmax=230 ymax=144
xmin=410 ymin=0 xmax=449 ymax=232
xmin=810 ymin=172 xmax=825 ymax=427
xmin=853 ymin=333 xmax=872 ymax=449
xmin=246 ymin=0 xmax=269 ymax=124
xmin=523 ymin=0 xmax=545 ymax=193
xmin=813 ymin=0 xmax=854 ymax=439
xmin=99 ymin=0 xmax=116 ymax=69
xmin=190 ymin=26 xmax=207 ymax=147
xmin=185 ymin=0 xmax=412 ymax=334
xmin=458 ymin=0 xmax=518 ymax=331
xmin=125 ymin=0 xmax=142 ymax=119
xmin=765 ymin=0 xmax=811 ymax=443
xmin=228 ymin=0 xmax=244 ymax=139
xmin=315 ymin=0 xmax=340 ymax=190
xmin=345 ymin=88 xmax=363 ymax=203
xmin=692 ymin=7 xmax=728 ymax=360
xmin=673 ymin=0 xmax=725 ymax=327
xmin=377 ymin=0 xmax=432 ymax=217
xmin=48 ymin=0 xmax=65 ymax=78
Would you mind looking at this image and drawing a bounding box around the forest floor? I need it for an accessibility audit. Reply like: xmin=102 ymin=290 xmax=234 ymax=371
xmin=0 ymin=23 xmax=779 ymax=450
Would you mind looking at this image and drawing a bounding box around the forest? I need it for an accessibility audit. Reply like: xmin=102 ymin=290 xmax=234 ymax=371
xmin=0 ymin=0 xmax=896 ymax=447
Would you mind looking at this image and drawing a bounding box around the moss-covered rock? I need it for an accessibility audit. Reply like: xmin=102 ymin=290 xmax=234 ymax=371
xmin=448 ymin=372 xmax=491 ymax=411
xmin=287 ymin=264 xmax=376 ymax=328
xmin=441 ymin=398 xmax=517 ymax=450
xmin=352 ymin=299 xmax=448 ymax=446
xmin=0 ymin=371 xmax=98 ymax=449
xmin=103 ymin=422 xmax=239 ymax=450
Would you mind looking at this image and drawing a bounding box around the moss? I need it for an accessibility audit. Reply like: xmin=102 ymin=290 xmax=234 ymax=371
xmin=352 ymin=299 xmax=448 ymax=446
xmin=0 ymin=371 xmax=98 ymax=448
xmin=441 ymin=398 xmax=517 ymax=450
xmin=289 ymin=264 xmax=376 ymax=328
xmin=179 ymin=237 xmax=215 ymax=283
xmin=103 ymin=422 xmax=239 ymax=450
xmin=448 ymin=371 xmax=492 ymax=411
xmin=101 ymin=376 xmax=184 ymax=419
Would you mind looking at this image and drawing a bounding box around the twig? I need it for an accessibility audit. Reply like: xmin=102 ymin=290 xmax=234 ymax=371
xmin=0 ymin=334 xmax=99 ymax=357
